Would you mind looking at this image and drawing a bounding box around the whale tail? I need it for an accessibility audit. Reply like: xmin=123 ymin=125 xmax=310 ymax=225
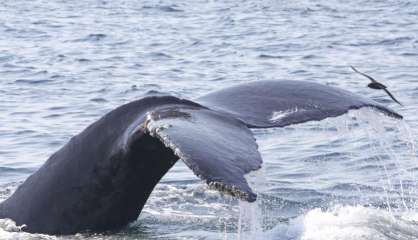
xmin=0 ymin=80 xmax=402 ymax=234
xmin=138 ymin=80 xmax=403 ymax=204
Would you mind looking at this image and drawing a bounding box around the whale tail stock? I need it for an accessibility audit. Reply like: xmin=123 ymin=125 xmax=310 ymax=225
xmin=0 ymin=80 xmax=402 ymax=234
xmin=0 ymin=96 xmax=262 ymax=234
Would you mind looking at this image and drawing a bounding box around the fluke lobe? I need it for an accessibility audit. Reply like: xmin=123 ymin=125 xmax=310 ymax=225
xmin=0 ymin=80 xmax=402 ymax=235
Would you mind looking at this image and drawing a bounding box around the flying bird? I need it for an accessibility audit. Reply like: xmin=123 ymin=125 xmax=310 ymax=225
xmin=350 ymin=66 xmax=403 ymax=106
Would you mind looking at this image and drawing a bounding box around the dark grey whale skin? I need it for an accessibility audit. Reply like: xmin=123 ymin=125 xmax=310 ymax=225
xmin=0 ymin=80 xmax=402 ymax=235
xmin=197 ymin=80 xmax=402 ymax=127
xmin=0 ymin=96 xmax=194 ymax=234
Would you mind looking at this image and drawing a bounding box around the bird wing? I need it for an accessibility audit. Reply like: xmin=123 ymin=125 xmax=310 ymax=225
xmin=383 ymin=88 xmax=403 ymax=106
xmin=351 ymin=66 xmax=381 ymax=84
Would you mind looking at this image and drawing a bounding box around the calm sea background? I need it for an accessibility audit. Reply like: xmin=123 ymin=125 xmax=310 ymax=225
xmin=1 ymin=0 xmax=418 ymax=239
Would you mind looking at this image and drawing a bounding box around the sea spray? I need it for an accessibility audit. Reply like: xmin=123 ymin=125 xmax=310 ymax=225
xmin=237 ymin=168 xmax=268 ymax=240
xmin=398 ymin=121 xmax=418 ymax=210
xmin=236 ymin=108 xmax=418 ymax=239
xmin=288 ymin=205 xmax=418 ymax=240
xmin=353 ymin=109 xmax=418 ymax=212
xmin=0 ymin=218 xmax=55 ymax=240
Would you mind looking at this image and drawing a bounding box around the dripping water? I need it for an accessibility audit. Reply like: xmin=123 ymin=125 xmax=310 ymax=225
xmin=236 ymin=108 xmax=418 ymax=240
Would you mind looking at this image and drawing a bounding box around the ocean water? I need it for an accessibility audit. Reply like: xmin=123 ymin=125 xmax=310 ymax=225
xmin=1 ymin=0 xmax=418 ymax=239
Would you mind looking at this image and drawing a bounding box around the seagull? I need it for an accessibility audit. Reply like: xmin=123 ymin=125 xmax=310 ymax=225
xmin=351 ymin=66 xmax=403 ymax=106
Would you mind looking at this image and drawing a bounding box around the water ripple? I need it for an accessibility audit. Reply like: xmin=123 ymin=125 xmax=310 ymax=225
xmin=0 ymin=0 xmax=417 ymax=239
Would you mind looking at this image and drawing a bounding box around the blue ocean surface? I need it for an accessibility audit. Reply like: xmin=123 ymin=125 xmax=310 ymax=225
xmin=1 ymin=0 xmax=418 ymax=239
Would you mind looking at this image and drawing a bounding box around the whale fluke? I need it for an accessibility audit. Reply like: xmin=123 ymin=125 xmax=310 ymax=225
xmin=146 ymin=106 xmax=262 ymax=202
xmin=0 ymin=96 xmax=261 ymax=234
xmin=0 ymin=80 xmax=402 ymax=235
xmin=197 ymin=80 xmax=402 ymax=128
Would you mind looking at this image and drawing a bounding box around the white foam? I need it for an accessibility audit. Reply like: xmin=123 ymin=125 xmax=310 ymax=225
xmin=261 ymin=205 xmax=418 ymax=240
xmin=0 ymin=218 xmax=56 ymax=240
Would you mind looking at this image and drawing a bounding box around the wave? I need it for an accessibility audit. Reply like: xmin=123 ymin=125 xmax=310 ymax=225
xmin=267 ymin=205 xmax=418 ymax=240
xmin=2 ymin=198 xmax=418 ymax=240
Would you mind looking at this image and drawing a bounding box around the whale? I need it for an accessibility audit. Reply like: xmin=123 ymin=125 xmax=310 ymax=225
xmin=0 ymin=80 xmax=402 ymax=235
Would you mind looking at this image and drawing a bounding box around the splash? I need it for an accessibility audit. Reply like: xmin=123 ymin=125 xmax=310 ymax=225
xmin=271 ymin=205 xmax=418 ymax=240
xmin=237 ymin=108 xmax=418 ymax=240
xmin=351 ymin=109 xmax=418 ymax=212
xmin=0 ymin=218 xmax=56 ymax=240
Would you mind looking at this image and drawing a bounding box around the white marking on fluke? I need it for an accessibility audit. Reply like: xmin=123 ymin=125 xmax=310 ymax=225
xmin=270 ymin=108 xmax=302 ymax=123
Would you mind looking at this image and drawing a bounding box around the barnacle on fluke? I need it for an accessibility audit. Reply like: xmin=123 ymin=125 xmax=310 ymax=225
xmin=208 ymin=181 xmax=257 ymax=202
